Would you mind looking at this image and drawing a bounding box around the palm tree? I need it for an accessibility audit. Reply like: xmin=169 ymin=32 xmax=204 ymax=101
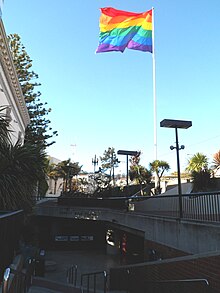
xmin=0 ymin=141 xmax=47 ymax=211
xmin=56 ymin=159 xmax=82 ymax=193
xmin=186 ymin=153 xmax=208 ymax=173
xmin=186 ymin=153 xmax=210 ymax=192
xmin=149 ymin=160 xmax=170 ymax=194
xmin=47 ymin=163 xmax=63 ymax=194
xmin=0 ymin=106 xmax=48 ymax=210
xmin=129 ymin=165 xmax=152 ymax=193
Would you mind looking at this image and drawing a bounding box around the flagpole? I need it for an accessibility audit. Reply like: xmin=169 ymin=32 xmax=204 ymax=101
xmin=152 ymin=7 xmax=159 ymax=193
xmin=152 ymin=7 xmax=157 ymax=160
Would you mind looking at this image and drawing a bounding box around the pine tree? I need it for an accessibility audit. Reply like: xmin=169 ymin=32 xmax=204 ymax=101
xmin=8 ymin=34 xmax=58 ymax=148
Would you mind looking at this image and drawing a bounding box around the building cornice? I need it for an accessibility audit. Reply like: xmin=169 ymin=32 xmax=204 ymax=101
xmin=0 ymin=19 xmax=30 ymax=127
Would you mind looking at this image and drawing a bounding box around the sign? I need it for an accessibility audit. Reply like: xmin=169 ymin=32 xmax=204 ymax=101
xmin=55 ymin=236 xmax=68 ymax=242
xmin=70 ymin=236 xmax=80 ymax=242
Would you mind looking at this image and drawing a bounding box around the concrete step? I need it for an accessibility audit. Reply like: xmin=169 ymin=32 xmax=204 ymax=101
xmin=30 ymin=277 xmax=81 ymax=293
xmin=28 ymin=287 xmax=61 ymax=293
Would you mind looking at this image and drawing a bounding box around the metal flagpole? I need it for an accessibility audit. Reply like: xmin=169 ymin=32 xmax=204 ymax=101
xmin=152 ymin=7 xmax=159 ymax=193
xmin=152 ymin=7 xmax=157 ymax=160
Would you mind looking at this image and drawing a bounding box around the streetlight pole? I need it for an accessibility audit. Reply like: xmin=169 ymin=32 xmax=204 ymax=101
xmin=175 ymin=127 xmax=183 ymax=218
xmin=117 ymin=150 xmax=139 ymax=186
xmin=160 ymin=119 xmax=192 ymax=219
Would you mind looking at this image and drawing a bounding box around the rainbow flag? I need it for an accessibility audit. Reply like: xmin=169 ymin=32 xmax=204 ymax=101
xmin=96 ymin=7 xmax=153 ymax=54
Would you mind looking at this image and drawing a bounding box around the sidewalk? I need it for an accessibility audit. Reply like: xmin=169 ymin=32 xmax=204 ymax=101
xmin=44 ymin=250 xmax=121 ymax=284
xmin=29 ymin=249 xmax=123 ymax=292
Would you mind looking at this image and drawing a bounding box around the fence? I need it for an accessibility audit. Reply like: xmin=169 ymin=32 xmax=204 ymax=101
xmin=133 ymin=191 xmax=220 ymax=222
xmin=80 ymin=270 xmax=107 ymax=293
xmin=35 ymin=190 xmax=220 ymax=222
xmin=0 ymin=210 xmax=24 ymax=279
xmin=1 ymin=258 xmax=35 ymax=293
xmin=66 ymin=264 xmax=78 ymax=286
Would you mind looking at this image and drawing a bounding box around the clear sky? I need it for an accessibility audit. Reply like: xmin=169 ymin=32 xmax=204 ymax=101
xmin=3 ymin=0 xmax=220 ymax=174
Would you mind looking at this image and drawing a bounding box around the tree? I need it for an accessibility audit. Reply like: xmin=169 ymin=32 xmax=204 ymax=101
xmin=186 ymin=153 xmax=208 ymax=173
xmin=129 ymin=152 xmax=152 ymax=194
xmin=0 ymin=141 xmax=47 ymax=211
xmin=186 ymin=153 xmax=211 ymax=192
xmin=100 ymin=147 xmax=120 ymax=185
xmin=149 ymin=160 xmax=170 ymax=194
xmin=8 ymin=34 xmax=58 ymax=148
xmin=213 ymin=150 xmax=220 ymax=172
xmin=47 ymin=163 xmax=63 ymax=194
xmin=129 ymin=165 xmax=152 ymax=185
xmin=0 ymin=106 xmax=49 ymax=210
xmin=92 ymin=172 xmax=111 ymax=195
xmin=55 ymin=159 xmax=82 ymax=193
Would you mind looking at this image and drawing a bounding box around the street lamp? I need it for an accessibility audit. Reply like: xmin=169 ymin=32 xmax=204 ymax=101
xmin=92 ymin=155 xmax=98 ymax=173
xmin=160 ymin=119 xmax=192 ymax=218
xmin=117 ymin=150 xmax=139 ymax=186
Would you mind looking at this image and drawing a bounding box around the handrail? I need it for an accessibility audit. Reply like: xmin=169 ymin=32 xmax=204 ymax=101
xmin=131 ymin=191 xmax=220 ymax=222
xmin=66 ymin=264 xmax=78 ymax=286
xmin=144 ymin=278 xmax=210 ymax=293
xmin=1 ymin=258 xmax=35 ymax=293
xmin=2 ymin=268 xmax=10 ymax=293
xmin=35 ymin=191 xmax=220 ymax=222
xmin=80 ymin=270 xmax=107 ymax=293
xmin=147 ymin=278 xmax=209 ymax=285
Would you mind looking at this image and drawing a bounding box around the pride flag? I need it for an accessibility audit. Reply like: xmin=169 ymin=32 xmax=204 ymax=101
xmin=96 ymin=7 xmax=153 ymax=54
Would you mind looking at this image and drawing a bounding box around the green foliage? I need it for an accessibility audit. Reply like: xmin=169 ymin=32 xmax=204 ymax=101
xmin=149 ymin=160 xmax=170 ymax=194
xmin=0 ymin=141 xmax=47 ymax=211
xmin=129 ymin=152 xmax=152 ymax=186
xmin=47 ymin=159 xmax=82 ymax=193
xmin=186 ymin=152 xmax=208 ymax=173
xmin=8 ymin=33 xmax=58 ymax=148
xmin=100 ymin=147 xmax=120 ymax=185
xmin=129 ymin=165 xmax=152 ymax=185
xmin=92 ymin=172 xmax=111 ymax=195
xmin=191 ymin=170 xmax=212 ymax=192
xmin=149 ymin=160 xmax=170 ymax=178
xmin=186 ymin=153 xmax=212 ymax=192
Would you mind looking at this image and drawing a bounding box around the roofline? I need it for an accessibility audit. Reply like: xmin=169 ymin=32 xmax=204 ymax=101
xmin=0 ymin=19 xmax=30 ymax=127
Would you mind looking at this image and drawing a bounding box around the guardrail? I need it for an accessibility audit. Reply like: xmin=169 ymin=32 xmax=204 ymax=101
xmin=132 ymin=191 xmax=220 ymax=222
xmin=34 ymin=190 xmax=220 ymax=222
xmin=1 ymin=258 xmax=35 ymax=293
xmin=0 ymin=210 xmax=24 ymax=279
xmin=66 ymin=264 xmax=78 ymax=286
xmin=80 ymin=270 xmax=107 ymax=293
xmin=143 ymin=278 xmax=210 ymax=293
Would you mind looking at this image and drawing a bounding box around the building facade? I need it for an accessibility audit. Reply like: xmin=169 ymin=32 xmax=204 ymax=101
xmin=0 ymin=18 xmax=29 ymax=144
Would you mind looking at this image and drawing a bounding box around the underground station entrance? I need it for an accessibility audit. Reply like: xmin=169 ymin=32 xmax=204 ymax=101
xmin=34 ymin=216 xmax=145 ymax=264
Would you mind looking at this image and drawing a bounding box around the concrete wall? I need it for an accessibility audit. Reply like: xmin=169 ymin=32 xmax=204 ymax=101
xmin=35 ymin=201 xmax=220 ymax=256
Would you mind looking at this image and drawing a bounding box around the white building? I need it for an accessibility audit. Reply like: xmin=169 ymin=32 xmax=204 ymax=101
xmin=0 ymin=18 xmax=30 ymax=143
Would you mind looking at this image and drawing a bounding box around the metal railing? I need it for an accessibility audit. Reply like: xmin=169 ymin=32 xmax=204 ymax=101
xmin=34 ymin=190 xmax=220 ymax=222
xmin=0 ymin=210 xmax=24 ymax=278
xmin=132 ymin=191 xmax=220 ymax=222
xmin=1 ymin=258 xmax=35 ymax=293
xmin=143 ymin=278 xmax=210 ymax=293
xmin=66 ymin=264 xmax=78 ymax=286
xmin=80 ymin=270 xmax=108 ymax=293
xmin=2 ymin=268 xmax=10 ymax=293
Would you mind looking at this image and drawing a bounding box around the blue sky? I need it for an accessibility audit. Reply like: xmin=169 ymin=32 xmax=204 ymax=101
xmin=3 ymin=0 xmax=220 ymax=174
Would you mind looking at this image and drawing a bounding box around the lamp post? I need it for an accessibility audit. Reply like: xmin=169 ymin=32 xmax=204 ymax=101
xmin=160 ymin=119 xmax=192 ymax=218
xmin=92 ymin=155 xmax=98 ymax=173
xmin=117 ymin=150 xmax=139 ymax=186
